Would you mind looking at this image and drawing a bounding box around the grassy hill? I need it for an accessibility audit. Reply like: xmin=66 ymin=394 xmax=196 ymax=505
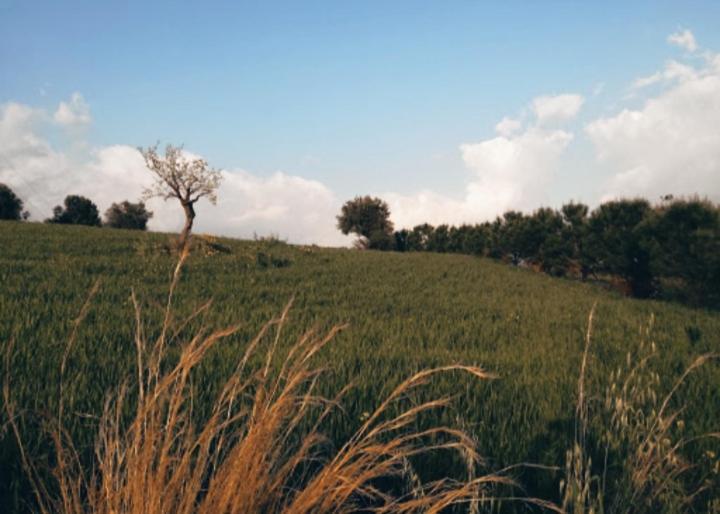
xmin=1 ymin=221 xmax=719 ymax=511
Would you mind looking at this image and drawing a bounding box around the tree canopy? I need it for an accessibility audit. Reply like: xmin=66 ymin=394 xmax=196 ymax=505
xmin=0 ymin=183 xmax=25 ymax=221
xmin=46 ymin=195 xmax=101 ymax=226
xmin=104 ymin=201 xmax=153 ymax=230
xmin=337 ymin=196 xmax=394 ymax=249
xmin=141 ymin=144 xmax=222 ymax=249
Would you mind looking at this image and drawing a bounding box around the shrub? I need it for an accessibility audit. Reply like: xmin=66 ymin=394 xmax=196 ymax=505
xmin=104 ymin=201 xmax=153 ymax=230
xmin=0 ymin=183 xmax=25 ymax=221
xmin=46 ymin=195 xmax=101 ymax=226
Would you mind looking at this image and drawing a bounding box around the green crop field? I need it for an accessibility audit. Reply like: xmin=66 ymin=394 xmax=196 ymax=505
xmin=1 ymin=221 xmax=719 ymax=512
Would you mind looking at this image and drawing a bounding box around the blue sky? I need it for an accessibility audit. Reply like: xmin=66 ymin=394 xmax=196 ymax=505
xmin=1 ymin=1 xmax=720 ymax=244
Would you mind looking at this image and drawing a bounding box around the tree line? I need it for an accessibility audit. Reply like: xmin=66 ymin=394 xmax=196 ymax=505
xmin=0 ymin=144 xmax=222 ymax=248
xmin=3 ymin=162 xmax=718 ymax=308
xmin=0 ymin=184 xmax=154 ymax=230
xmin=337 ymin=195 xmax=720 ymax=308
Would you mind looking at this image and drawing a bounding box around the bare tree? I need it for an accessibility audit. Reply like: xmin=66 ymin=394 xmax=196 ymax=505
xmin=141 ymin=144 xmax=222 ymax=250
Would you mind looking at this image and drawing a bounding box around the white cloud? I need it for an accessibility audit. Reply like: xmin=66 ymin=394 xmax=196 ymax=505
xmin=668 ymin=29 xmax=698 ymax=52
xmin=53 ymin=92 xmax=92 ymax=127
xmin=461 ymin=128 xmax=573 ymax=212
xmin=587 ymin=49 xmax=720 ymax=202
xmin=200 ymin=170 xmax=347 ymax=245
xmin=0 ymin=100 xmax=350 ymax=246
xmin=632 ymin=60 xmax=697 ymax=89
xmin=383 ymin=190 xmax=468 ymax=229
xmin=0 ymin=102 xmax=48 ymax=156
xmin=5 ymin=27 xmax=717 ymax=244
xmin=494 ymin=116 xmax=522 ymax=137
xmin=532 ymin=94 xmax=584 ymax=124
xmin=384 ymin=91 xmax=581 ymax=229
xmin=385 ymin=127 xmax=573 ymax=229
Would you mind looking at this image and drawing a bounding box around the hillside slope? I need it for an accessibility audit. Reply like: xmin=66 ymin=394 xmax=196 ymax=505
xmin=1 ymin=221 xmax=719 ymax=508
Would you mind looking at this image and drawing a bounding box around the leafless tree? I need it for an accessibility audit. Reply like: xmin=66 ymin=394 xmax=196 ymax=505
xmin=141 ymin=144 xmax=222 ymax=250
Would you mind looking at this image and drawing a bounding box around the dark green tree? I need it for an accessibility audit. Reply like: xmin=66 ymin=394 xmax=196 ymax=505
xmin=560 ymin=202 xmax=590 ymax=278
xmin=47 ymin=195 xmax=101 ymax=226
xmin=427 ymin=224 xmax=450 ymax=252
xmin=406 ymin=223 xmax=434 ymax=251
xmin=337 ymin=196 xmax=394 ymax=249
xmin=585 ymin=199 xmax=653 ymax=297
xmin=641 ymin=198 xmax=720 ymax=307
xmin=497 ymin=211 xmax=528 ymax=263
xmin=487 ymin=218 xmax=505 ymax=259
xmin=464 ymin=224 xmax=490 ymax=256
xmin=0 ymin=183 xmax=25 ymax=220
xmin=104 ymin=201 xmax=154 ymax=230
xmin=530 ymin=208 xmax=571 ymax=275
xmin=393 ymin=229 xmax=410 ymax=252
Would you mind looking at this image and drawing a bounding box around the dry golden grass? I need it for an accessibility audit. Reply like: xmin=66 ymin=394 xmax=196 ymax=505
xmin=4 ymin=247 xmax=546 ymax=514
xmin=561 ymin=307 xmax=719 ymax=514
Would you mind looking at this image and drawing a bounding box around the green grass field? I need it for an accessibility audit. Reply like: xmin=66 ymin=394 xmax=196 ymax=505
xmin=1 ymin=221 xmax=719 ymax=511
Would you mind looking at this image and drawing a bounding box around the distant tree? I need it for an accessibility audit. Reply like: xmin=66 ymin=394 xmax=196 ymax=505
xmin=497 ymin=211 xmax=527 ymax=263
xmin=0 ymin=183 xmax=25 ymax=220
xmin=641 ymin=198 xmax=720 ymax=307
xmin=487 ymin=218 xmax=505 ymax=259
xmin=465 ymin=224 xmax=490 ymax=256
xmin=585 ymin=199 xmax=653 ymax=297
xmin=447 ymin=225 xmax=472 ymax=254
xmin=406 ymin=223 xmax=434 ymax=252
xmin=393 ymin=229 xmax=410 ymax=252
xmin=47 ymin=195 xmax=101 ymax=226
xmin=561 ymin=202 xmax=590 ymax=278
xmin=528 ymin=208 xmax=570 ymax=275
xmin=367 ymin=229 xmax=395 ymax=251
xmin=141 ymin=144 xmax=222 ymax=251
xmin=104 ymin=201 xmax=154 ymax=230
xmin=427 ymin=224 xmax=450 ymax=252
xmin=337 ymin=196 xmax=394 ymax=249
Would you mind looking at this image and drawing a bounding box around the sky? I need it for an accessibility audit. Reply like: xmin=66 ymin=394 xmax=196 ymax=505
xmin=1 ymin=1 xmax=719 ymax=245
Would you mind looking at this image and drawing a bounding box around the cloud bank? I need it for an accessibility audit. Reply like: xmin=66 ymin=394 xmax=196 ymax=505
xmin=0 ymin=96 xmax=350 ymax=246
xmin=384 ymin=93 xmax=580 ymax=229
xmin=588 ymin=31 xmax=720 ymax=203
xmin=2 ymin=30 xmax=718 ymax=244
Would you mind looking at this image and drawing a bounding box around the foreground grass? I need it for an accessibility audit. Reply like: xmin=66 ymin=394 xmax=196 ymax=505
xmin=1 ymin=221 xmax=719 ymax=511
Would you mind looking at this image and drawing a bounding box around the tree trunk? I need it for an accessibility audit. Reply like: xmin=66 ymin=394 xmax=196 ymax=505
xmin=178 ymin=201 xmax=196 ymax=252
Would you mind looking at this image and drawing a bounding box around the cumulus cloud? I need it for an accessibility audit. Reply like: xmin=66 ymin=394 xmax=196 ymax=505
xmin=0 ymin=100 xmax=350 ymax=246
xmin=4 ymin=28 xmax=716 ymax=244
xmin=53 ymin=92 xmax=92 ymax=127
xmin=587 ymin=46 xmax=720 ymax=202
xmin=494 ymin=116 xmax=522 ymax=137
xmin=632 ymin=60 xmax=697 ymax=89
xmin=385 ymin=126 xmax=574 ymax=229
xmin=668 ymin=29 xmax=698 ymax=52
xmin=383 ymin=92 xmax=579 ymax=229
xmin=532 ymin=94 xmax=584 ymax=124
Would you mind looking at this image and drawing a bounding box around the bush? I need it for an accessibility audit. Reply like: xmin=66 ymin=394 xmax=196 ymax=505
xmin=0 ymin=183 xmax=25 ymax=221
xmin=104 ymin=201 xmax=153 ymax=230
xmin=46 ymin=195 xmax=101 ymax=226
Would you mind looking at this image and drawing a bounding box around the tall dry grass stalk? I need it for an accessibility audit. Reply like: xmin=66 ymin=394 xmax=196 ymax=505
xmin=3 ymin=247 xmax=535 ymax=513
xmin=561 ymin=306 xmax=719 ymax=514
xmin=560 ymin=303 xmax=601 ymax=514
